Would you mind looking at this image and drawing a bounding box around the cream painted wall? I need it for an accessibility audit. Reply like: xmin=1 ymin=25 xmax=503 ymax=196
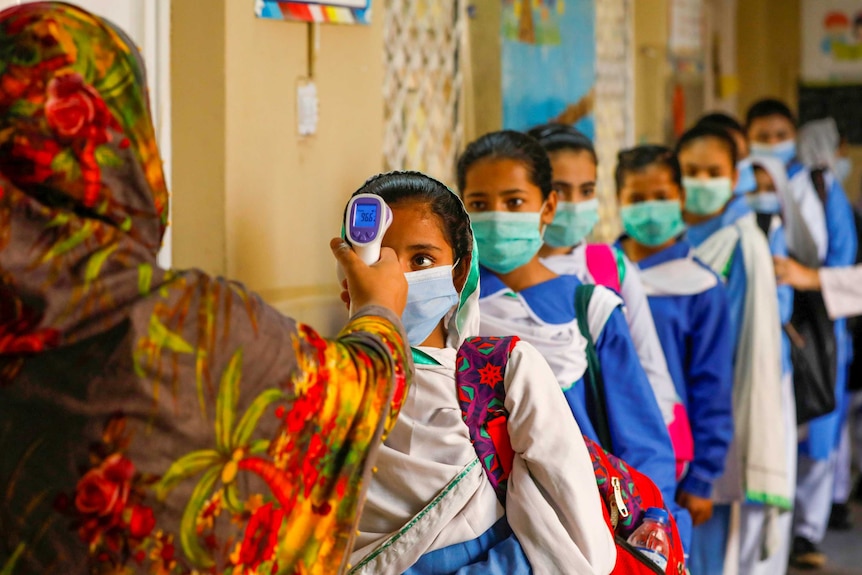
xmin=172 ymin=1 xmax=384 ymax=335
xmin=633 ymin=0 xmax=670 ymax=144
xmin=736 ymin=0 xmax=801 ymax=115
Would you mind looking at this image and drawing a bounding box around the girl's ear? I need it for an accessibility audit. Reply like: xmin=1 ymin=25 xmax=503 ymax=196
xmin=453 ymin=256 xmax=470 ymax=293
xmin=541 ymin=190 xmax=558 ymax=227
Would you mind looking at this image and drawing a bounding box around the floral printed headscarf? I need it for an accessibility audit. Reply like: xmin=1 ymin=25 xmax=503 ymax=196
xmin=0 ymin=4 xmax=411 ymax=575
xmin=0 ymin=1 xmax=168 ymax=253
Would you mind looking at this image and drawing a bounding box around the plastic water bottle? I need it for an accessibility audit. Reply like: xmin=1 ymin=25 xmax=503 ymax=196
xmin=626 ymin=507 xmax=670 ymax=571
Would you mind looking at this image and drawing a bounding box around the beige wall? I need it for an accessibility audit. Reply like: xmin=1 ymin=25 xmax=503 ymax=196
xmin=633 ymin=0 xmax=670 ymax=144
xmin=172 ymin=1 xmax=384 ymax=335
xmin=736 ymin=0 xmax=801 ymax=116
xmin=465 ymin=0 xmax=503 ymax=141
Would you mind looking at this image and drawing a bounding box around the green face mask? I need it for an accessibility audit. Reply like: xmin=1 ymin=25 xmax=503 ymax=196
xmin=543 ymin=199 xmax=600 ymax=248
xmin=621 ymin=200 xmax=686 ymax=247
xmin=470 ymin=211 xmax=544 ymax=274
xmin=683 ymin=177 xmax=733 ymax=216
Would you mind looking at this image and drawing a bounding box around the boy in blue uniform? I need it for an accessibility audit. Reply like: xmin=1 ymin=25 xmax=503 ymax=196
xmin=747 ymin=100 xmax=859 ymax=569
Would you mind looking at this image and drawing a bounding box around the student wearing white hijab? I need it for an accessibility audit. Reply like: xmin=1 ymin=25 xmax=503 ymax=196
xmin=347 ymin=172 xmax=616 ymax=575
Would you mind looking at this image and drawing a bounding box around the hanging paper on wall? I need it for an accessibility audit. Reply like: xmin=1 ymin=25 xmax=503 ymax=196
xmin=501 ymin=0 xmax=596 ymax=139
xmin=802 ymin=0 xmax=862 ymax=82
xmin=255 ymin=0 xmax=371 ymax=25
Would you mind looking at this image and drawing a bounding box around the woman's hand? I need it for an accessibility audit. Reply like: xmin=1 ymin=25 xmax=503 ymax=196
xmin=676 ymin=491 xmax=714 ymax=526
xmin=774 ymin=256 xmax=821 ymax=291
xmin=331 ymin=239 xmax=407 ymax=317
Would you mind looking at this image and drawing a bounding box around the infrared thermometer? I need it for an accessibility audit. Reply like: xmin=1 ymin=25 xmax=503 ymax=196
xmin=337 ymin=195 xmax=393 ymax=313
xmin=344 ymin=194 xmax=394 ymax=265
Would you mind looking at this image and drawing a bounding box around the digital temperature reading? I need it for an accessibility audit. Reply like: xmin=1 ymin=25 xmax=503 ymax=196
xmin=354 ymin=204 xmax=378 ymax=228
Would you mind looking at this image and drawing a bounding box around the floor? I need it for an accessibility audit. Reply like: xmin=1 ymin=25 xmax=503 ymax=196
xmin=788 ymin=503 xmax=862 ymax=575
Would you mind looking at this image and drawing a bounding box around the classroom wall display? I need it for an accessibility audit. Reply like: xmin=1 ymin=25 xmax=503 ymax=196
xmin=255 ymin=0 xmax=371 ymax=24
xmin=802 ymin=0 xmax=862 ymax=82
xmin=501 ymin=0 xmax=596 ymax=139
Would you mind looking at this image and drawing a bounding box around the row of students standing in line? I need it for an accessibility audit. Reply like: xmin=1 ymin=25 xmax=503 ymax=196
xmin=346 ymin=98 xmax=855 ymax=574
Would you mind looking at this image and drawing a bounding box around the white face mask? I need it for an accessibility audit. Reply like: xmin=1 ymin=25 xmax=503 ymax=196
xmin=401 ymin=265 xmax=459 ymax=346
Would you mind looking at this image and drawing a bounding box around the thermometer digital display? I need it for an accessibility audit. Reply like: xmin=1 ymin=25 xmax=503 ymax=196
xmin=354 ymin=204 xmax=378 ymax=228
xmin=338 ymin=195 xmax=394 ymax=314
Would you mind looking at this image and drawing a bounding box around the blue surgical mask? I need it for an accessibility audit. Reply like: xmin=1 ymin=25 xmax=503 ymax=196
xmin=470 ymin=211 xmax=544 ymax=274
xmin=746 ymin=191 xmax=781 ymax=215
xmin=750 ymin=140 xmax=797 ymax=166
xmin=621 ymin=200 xmax=686 ymax=247
xmin=835 ymin=157 xmax=852 ymax=184
xmin=402 ymin=265 xmax=459 ymax=346
xmin=544 ymin=199 xmax=600 ymax=248
xmin=683 ymin=177 xmax=734 ymax=216
xmin=735 ymin=157 xmax=757 ymax=195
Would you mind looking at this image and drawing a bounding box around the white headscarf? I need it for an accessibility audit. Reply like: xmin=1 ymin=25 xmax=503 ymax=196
xmin=798 ymin=118 xmax=840 ymax=171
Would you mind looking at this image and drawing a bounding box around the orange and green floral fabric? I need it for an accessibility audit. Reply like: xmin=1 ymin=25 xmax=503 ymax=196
xmin=0 ymin=4 xmax=411 ymax=574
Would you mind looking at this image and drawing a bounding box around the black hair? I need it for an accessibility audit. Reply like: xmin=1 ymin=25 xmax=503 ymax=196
xmin=745 ymin=99 xmax=797 ymax=129
xmin=697 ymin=112 xmax=745 ymax=136
xmin=675 ymin=123 xmax=739 ymax=168
xmin=351 ymin=171 xmax=472 ymax=265
xmin=456 ymin=130 xmax=554 ymax=199
xmin=615 ymin=145 xmax=682 ymax=191
xmin=527 ymin=123 xmax=598 ymax=165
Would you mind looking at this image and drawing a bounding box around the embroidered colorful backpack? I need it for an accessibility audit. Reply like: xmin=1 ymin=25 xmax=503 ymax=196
xmin=456 ymin=334 xmax=687 ymax=575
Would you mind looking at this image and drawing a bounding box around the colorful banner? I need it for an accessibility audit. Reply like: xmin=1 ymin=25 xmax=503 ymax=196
xmin=501 ymin=0 xmax=596 ymax=139
xmin=255 ymin=0 xmax=371 ymax=25
xmin=802 ymin=0 xmax=862 ymax=82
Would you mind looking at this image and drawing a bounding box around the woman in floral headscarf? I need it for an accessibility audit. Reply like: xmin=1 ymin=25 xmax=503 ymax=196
xmin=0 ymin=3 xmax=411 ymax=574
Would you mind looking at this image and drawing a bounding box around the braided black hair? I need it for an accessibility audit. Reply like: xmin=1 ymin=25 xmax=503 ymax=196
xmin=351 ymin=171 xmax=473 ymax=265
xmin=456 ymin=130 xmax=554 ymax=199
xmin=527 ymin=123 xmax=598 ymax=165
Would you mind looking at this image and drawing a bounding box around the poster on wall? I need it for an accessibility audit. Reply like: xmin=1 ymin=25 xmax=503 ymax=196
xmin=802 ymin=0 xmax=862 ymax=82
xmin=501 ymin=0 xmax=596 ymax=139
xmin=255 ymin=0 xmax=371 ymax=24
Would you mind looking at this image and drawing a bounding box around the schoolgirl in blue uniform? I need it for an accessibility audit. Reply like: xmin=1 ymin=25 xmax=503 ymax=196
xmin=613 ymin=145 xmax=734 ymax=535
xmin=455 ymin=130 xmax=691 ymax=547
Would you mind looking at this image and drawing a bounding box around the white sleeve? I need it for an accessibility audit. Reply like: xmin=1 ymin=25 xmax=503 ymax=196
xmin=820 ymin=265 xmax=862 ymax=320
xmin=619 ymin=257 xmax=680 ymax=424
xmin=503 ymin=341 xmax=617 ymax=575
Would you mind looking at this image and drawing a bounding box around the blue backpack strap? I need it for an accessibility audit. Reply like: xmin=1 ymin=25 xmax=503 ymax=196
xmin=574 ymin=284 xmax=613 ymax=453
xmin=456 ymin=336 xmax=519 ymax=505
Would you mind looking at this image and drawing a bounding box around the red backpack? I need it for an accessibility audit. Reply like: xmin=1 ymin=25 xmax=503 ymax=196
xmin=456 ymin=335 xmax=687 ymax=575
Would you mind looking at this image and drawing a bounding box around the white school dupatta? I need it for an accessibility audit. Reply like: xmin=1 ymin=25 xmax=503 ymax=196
xmin=638 ymin=251 xmax=719 ymax=297
xmin=695 ymin=214 xmax=790 ymax=558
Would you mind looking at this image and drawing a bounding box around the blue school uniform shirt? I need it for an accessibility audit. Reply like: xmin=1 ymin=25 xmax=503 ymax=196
xmin=787 ymin=161 xmax=858 ymax=459
xmin=687 ymin=195 xmax=751 ymax=355
xmin=635 ymin=240 xmax=734 ymax=500
xmin=478 ymin=268 xmax=692 ymax=547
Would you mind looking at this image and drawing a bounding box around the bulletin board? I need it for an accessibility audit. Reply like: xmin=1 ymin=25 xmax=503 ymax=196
xmin=798 ymin=83 xmax=862 ymax=144
xmin=256 ymin=0 xmax=371 ymax=24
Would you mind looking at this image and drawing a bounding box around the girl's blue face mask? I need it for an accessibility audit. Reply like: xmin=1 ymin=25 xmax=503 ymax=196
xmin=543 ymin=199 xmax=600 ymax=248
xmin=751 ymin=140 xmax=797 ymax=167
xmin=402 ymin=265 xmax=459 ymax=346
xmin=734 ymin=158 xmax=757 ymax=196
xmin=470 ymin=210 xmax=544 ymax=274
xmin=746 ymin=191 xmax=782 ymax=215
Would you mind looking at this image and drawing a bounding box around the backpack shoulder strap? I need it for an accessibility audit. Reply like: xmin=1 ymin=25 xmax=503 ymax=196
xmin=585 ymin=244 xmax=622 ymax=293
xmin=575 ymin=285 xmax=613 ymax=452
xmin=811 ymin=167 xmax=828 ymax=205
xmin=456 ymin=336 xmax=520 ymax=505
